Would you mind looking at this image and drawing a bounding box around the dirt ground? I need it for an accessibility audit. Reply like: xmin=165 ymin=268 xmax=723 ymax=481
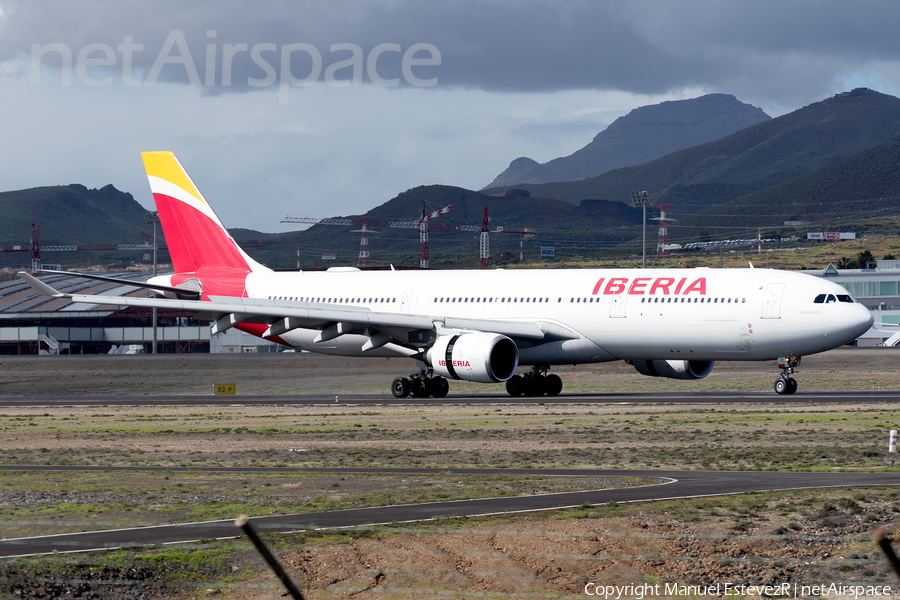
xmin=1 ymin=349 xmax=900 ymax=598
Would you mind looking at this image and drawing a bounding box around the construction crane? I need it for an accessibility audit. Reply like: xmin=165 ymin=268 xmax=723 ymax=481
xmin=416 ymin=201 xmax=452 ymax=269
xmin=651 ymin=203 xmax=675 ymax=257
xmin=282 ymin=205 xmax=535 ymax=269
xmin=281 ymin=201 xmax=454 ymax=268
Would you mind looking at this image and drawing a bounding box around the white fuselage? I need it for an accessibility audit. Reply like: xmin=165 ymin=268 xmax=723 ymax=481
xmin=245 ymin=267 xmax=873 ymax=365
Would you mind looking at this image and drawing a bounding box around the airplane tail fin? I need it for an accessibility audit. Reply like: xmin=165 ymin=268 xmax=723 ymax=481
xmin=141 ymin=152 xmax=269 ymax=277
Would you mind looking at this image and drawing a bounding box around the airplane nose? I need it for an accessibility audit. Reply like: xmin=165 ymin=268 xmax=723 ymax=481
xmin=850 ymin=304 xmax=874 ymax=336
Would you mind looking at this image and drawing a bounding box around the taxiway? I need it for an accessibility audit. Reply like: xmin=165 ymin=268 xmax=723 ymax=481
xmin=0 ymin=466 xmax=897 ymax=557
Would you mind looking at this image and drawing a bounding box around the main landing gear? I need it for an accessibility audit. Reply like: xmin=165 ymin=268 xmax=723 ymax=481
xmin=506 ymin=366 xmax=563 ymax=397
xmin=391 ymin=366 xmax=449 ymax=399
xmin=774 ymin=355 xmax=800 ymax=395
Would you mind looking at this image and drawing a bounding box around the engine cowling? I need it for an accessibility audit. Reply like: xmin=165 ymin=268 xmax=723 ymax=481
xmin=631 ymin=359 xmax=715 ymax=380
xmin=427 ymin=333 xmax=519 ymax=383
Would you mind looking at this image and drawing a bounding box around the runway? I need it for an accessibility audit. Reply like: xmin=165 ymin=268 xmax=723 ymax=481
xmin=0 ymin=466 xmax=898 ymax=557
xmin=1 ymin=389 xmax=899 ymax=406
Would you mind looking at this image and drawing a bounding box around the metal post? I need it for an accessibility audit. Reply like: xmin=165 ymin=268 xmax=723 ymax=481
xmin=480 ymin=207 xmax=490 ymax=269
xmin=152 ymin=220 xmax=157 ymax=355
xmin=145 ymin=211 xmax=160 ymax=355
xmin=631 ymin=191 xmax=651 ymax=269
xmin=642 ymin=202 xmax=647 ymax=268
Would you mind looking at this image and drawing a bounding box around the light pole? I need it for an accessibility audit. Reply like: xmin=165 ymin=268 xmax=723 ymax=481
xmin=144 ymin=211 xmax=159 ymax=354
xmin=631 ymin=191 xmax=651 ymax=269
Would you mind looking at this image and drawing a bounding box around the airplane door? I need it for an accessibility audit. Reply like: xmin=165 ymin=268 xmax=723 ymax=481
xmin=400 ymin=288 xmax=414 ymax=314
xmin=610 ymin=294 xmax=627 ymax=318
xmin=761 ymin=283 xmax=785 ymax=319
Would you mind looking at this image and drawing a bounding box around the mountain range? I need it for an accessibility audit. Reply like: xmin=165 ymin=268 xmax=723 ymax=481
xmin=486 ymin=88 xmax=900 ymax=210
xmin=483 ymin=94 xmax=770 ymax=188
xmin=5 ymin=88 xmax=900 ymax=270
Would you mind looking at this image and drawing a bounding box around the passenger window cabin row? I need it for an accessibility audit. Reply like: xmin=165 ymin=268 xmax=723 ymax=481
xmin=265 ymin=295 xmax=760 ymax=305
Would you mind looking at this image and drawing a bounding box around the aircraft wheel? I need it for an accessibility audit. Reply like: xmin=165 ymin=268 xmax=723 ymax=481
xmin=774 ymin=378 xmax=787 ymax=395
xmin=523 ymin=375 xmax=545 ymax=397
xmin=544 ymin=374 xmax=563 ymax=396
xmin=506 ymin=374 xmax=524 ymax=396
xmin=411 ymin=378 xmax=431 ymax=398
xmin=431 ymin=377 xmax=449 ymax=398
xmin=391 ymin=377 xmax=410 ymax=398
xmin=786 ymin=377 xmax=798 ymax=395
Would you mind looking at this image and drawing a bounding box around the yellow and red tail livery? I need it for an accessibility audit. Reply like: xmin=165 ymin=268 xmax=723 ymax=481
xmin=141 ymin=151 xmax=268 ymax=297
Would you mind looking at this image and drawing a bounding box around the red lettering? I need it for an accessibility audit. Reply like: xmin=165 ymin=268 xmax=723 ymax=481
xmin=604 ymin=277 xmax=628 ymax=295
xmin=628 ymin=277 xmax=651 ymax=295
xmin=591 ymin=275 xmax=708 ymax=296
xmin=649 ymin=277 xmax=675 ymax=295
xmin=682 ymin=277 xmax=707 ymax=295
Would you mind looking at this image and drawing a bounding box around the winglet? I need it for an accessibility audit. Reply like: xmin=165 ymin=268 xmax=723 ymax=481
xmin=18 ymin=272 xmax=67 ymax=297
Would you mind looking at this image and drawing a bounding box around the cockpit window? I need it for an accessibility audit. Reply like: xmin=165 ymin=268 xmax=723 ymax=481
xmin=816 ymin=293 xmax=856 ymax=304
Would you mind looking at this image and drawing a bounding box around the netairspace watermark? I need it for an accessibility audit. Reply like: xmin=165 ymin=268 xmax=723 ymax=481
xmin=584 ymin=581 xmax=894 ymax=598
xmin=30 ymin=30 xmax=441 ymax=103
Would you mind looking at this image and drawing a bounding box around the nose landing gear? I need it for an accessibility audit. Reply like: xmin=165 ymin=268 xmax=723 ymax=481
xmin=774 ymin=355 xmax=800 ymax=395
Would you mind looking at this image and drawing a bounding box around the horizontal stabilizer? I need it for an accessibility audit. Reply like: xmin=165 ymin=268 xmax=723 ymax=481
xmin=18 ymin=272 xmax=66 ymax=298
xmin=37 ymin=269 xmax=201 ymax=300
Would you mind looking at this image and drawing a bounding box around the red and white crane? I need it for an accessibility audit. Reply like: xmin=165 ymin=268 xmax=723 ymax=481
xmin=282 ymin=204 xmax=534 ymax=269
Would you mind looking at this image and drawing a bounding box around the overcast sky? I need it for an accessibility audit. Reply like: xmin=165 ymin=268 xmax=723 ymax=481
xmin=2 ymin=0 xmax=900 ymax=234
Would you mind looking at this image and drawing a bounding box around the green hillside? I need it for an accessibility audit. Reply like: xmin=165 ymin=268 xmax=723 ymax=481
xmin=0 ymin=184 xmax=148 ymax=245
xmin=242 ymin=186 xmax=643 ymax=269
xmin=682 ymin=133 xmax=900 ymax=233
xmin=0 ymin=184 xmax=167 ymax=269
xmin=487 ymin=89 xmax=900 ymax=211
xmin=485 ymin=93 xmax=770 ymax=187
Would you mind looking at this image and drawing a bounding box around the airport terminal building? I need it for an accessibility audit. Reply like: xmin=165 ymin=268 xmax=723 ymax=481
xmin=0 ymin=271 xmax=277 ymax=355
xmin=813 ymin=260 xmax=900 ymax=346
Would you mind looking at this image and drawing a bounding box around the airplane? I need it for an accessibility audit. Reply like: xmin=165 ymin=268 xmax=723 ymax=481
xmin=19 ymin=151 xmax=874 ymax=397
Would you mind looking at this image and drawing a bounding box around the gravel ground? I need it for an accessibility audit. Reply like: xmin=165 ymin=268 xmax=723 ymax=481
xmin=1 ymin=349 xmax=899 ymax=598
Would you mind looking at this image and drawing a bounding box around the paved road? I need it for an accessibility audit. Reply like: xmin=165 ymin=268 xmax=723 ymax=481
xmin=0 ymin=390 xmax=899 ymax=406
xmin=0 ymin=467 xmax=897 ymax=557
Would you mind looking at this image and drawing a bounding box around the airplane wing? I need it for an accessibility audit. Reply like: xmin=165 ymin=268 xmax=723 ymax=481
xmin=18 ymin=272 xmax=575 ymax=353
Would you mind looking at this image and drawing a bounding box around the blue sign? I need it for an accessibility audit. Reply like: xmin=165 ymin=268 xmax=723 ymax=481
xmin=540 ymin=247 xmax=554 ymax=257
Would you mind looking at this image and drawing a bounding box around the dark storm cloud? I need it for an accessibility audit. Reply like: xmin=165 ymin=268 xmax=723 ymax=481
xmin=8 ymin=0 xmax=900 ymax=103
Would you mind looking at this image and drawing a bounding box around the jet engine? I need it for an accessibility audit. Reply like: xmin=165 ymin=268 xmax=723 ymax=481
xmin=427 ymin=333 xmax=519 ymax=383
xmin=630 ymin=359 xmax=715 ymax=380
